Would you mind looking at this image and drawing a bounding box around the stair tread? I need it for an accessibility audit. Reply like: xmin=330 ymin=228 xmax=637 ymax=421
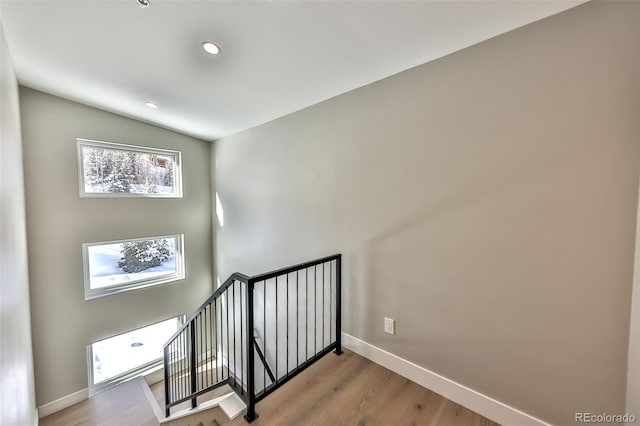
xmin=219 ymin=393 xmax=246 ymax=420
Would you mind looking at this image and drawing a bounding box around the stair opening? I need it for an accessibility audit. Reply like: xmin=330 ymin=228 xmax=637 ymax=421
xmin=162 ymin=254 xmax=342 ymax=423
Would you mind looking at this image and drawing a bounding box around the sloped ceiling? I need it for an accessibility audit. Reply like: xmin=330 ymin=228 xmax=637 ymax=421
xmin=0 ymin=0 xmax=585 ymax=141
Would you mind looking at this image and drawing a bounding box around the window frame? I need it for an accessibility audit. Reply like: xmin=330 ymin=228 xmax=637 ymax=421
xmin=76 ymin=138 xmax=183 ymax=198
xmin=86 ymin=315 xmax=186 ymax=396
xmin=82 ymin=234 xmax=186 ymax=300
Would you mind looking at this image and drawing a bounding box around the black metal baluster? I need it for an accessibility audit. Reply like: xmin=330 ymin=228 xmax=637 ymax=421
xmin=198 ymin=306 xmax=207 ymax=391
xmin=335 ymin=255 xmax=343 ymax=355
xmin=212 ymin=302 xmax=215 ymax=383
xmin=320 ymin=263 xmax=325 ymax=350
xmin=216 ymin=299 xmax=220 ymax=383
xmin=304 ymin=268 xmax=309 ymax=361
xmin=275 ymin=277 xmax=278 ymax=383
xmin=174 ymin=340 xmax=178 ymax=402
xmin=168 ymin=342 xmax=173 ymax=408
xmin=190 ymin=321 xmax=197 ymax=409
xmin=180 ymin=332 xmax=185 ymax=400
xmin=213 ymin=304 xmax=216 ymax=383
xmin=202 ymin=312 xmax=205 ymax=388
xmin=296 ymin=270 xmax=299 ymax=369
xmin=225 ymin=288 xmax=231 ymax=378
xmin=233 ymin=281 xmax=237 ymax=384
xmin=182 ymin=332 xmax=189 ymax=398
xmin=201 ymin=312 xmax=205 ymax=388
xmin=194 ymin=316 xmax=199 ymax=391
xmin=174 ymin=337 xmax=178 ymax=401
xmin=330 ymin=261 xmax=333 ymax=343
xmin=201 ymin=309 xmax=206 ymax=390
xmin=186 ymin=329 xmax=189 ymax=398
xmin=196 ymin=315 xmax=199 ymax=391
xmin=314 ymin=265 xmax=317 ymax=356
xmin=207 ymin=304 xmax=211 ymax=387
xmin=186 ymin=329 xmax=190 ymax=399
xmin=169 ymin=342 xmax=173 ymax=406
xmin=198 ymin=314 xmax=202 ymax=390
xmin=240 ymin=282 xmax=242 ymax=395
xmin=213 ymin=303 xmax=216 ymax=382
xmin=286 ymin=272 xmax=289 ymax=377
xmin=175 ymin=332 xmax=182 ymax=400
xmin=164 ymin=346 xmax=170 ymax=417
xmin=263 ymin=280 xmax=266 ymax=392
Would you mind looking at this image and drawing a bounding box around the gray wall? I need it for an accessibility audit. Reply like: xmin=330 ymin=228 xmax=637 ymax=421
xmin=0 ymin=22 xmax=37 ymax=426
xmin=214 ymin=2 xmax=640 ymax=424
xmin=627 ymin=183 xmax=640 ymax=420
xmin=20 ymin=88 xmax=214 ymax=406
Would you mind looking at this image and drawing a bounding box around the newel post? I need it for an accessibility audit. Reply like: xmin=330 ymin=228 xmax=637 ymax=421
xmin=335 ymin=255 xmax=343 ymax=355
xmin=244 ymin=279 xmax=258 ymax=422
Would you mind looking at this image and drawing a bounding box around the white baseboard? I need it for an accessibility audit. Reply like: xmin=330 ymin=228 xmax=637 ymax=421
xmin=341 ymin=332 xmax=551 ymax=426
xmin=37 ymin=387 xmax=88 ymax=419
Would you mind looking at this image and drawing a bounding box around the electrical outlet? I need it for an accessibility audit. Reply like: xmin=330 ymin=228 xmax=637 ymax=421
xmin=384 ymin=317 xmax=395 ymax=335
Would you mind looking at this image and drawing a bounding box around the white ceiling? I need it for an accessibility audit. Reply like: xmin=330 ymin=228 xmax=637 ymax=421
xmin=0 ymin=0 xmax=584 ymax=141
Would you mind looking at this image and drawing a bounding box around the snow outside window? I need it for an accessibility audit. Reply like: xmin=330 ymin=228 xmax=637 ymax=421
xmin=82 ymin=234 xmax=185 ymax=300
xmin=77 ymin=138 xmax=183 ymax=198
xmin=87 ymin=315 xmax=185 ymax=395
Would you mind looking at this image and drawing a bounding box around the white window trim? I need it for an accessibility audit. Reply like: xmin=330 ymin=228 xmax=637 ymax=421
xmin=82 ymin=234 xmax=185 ymax=300
xmin=86 ymin=315 xmax=186 ymax=396
xmin=76 ymin=138 xmax=183 ymax=198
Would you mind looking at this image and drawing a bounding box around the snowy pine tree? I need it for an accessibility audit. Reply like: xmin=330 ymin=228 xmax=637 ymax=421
xmin=83 ymin=148 xmax=110 ymax=191
xmin=104 ymin=151 xmax=135 ymax=193
xmin=117 ymin=239 xmax=172 ymax=273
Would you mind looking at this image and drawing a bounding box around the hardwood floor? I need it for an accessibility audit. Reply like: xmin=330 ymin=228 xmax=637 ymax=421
xmin=228 ymin=350 xmax=498 ymax=426
xmin=39 ymin=349 xmax=499 ymax=426
xmin=39 ymin=377 xmax=158 ymax=426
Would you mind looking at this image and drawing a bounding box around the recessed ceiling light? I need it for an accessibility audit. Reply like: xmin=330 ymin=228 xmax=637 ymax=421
xmin=202 ymin=41 xmax=221 ymax=55
xmin=137 ymin=0 xmax=150 ymax=8
xmin=145 ymin=101 xmax=158 ymax=109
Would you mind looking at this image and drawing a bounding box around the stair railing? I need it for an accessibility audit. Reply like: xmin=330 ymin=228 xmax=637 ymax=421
xmin=163 ymin=254 xmax=342 ymax=422
xmin=163 ymin=272 xmax=250 ymax=416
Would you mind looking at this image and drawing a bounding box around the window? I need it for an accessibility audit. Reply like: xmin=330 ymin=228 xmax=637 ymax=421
xmin=77 ymin=138 xmax=182 ymax=197
xmin=87 ymin=316 xmax=184 ymax=395
xmin=82 ymin=234 xmax=185 ymax=300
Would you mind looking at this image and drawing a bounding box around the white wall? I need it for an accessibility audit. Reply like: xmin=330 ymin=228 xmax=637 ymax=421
xmin=0 ymin=21 xmax=37 ymax=426
xmin=19 ymin=88 xmax=214 ymax=408
xmin=214 ymin=2 xmax=640 ymax=424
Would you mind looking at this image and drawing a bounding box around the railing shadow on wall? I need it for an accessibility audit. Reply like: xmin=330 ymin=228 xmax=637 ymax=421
xmin=163 ymin=254 xmax=342 ymax=422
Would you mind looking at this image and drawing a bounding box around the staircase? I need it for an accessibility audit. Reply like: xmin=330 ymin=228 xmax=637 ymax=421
xmin=145 ymin=378 xmax=244 ymax=425
xmin=162 ymin=254 xmax=342 ymax=423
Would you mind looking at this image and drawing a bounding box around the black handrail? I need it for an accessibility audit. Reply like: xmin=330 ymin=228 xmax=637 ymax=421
xmin=164 ymin=272 xmax=250 ymax=346
xmin=163 ymin=254 xmax=342 ymax=422
xmin=250 ymin=254 xmax=341 ymax=283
